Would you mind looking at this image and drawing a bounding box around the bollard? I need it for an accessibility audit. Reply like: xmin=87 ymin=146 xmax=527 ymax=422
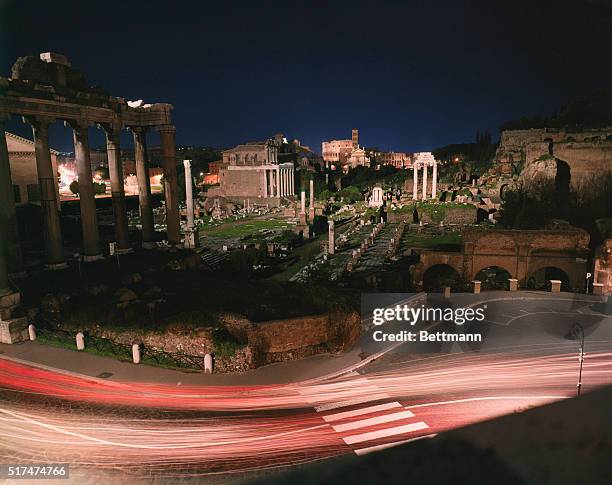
xmin=472 ymin=280 xmax=481 ymax=294
xmin=442 ymin=286 xmax=451 ymax=298
xmin=204 ymin=353 xmax=213 ymax=374
xmin=28 ymin=324 xmax=36 ymax=341
xmin=508 ymin=278 xmax=518 ymax=292
xmin=549 ymin=279 xmax=562 ymax=293
xmin=132 ymin=343 xmax=141 ymax=364
xmin=592 ymin=283 xmax=604 ymax=295
xmin=76 ymin=332 xmax=85 ymax=351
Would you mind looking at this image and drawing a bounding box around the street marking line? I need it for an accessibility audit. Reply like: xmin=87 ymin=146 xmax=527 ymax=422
xmin=354 ymin=433 xmax=437 ymax=456
xmin=343 ymin=421 xmax=429 ymax=445
xmin=315 ymin=393 xmax=390 ymax=412
xmin=332 ymin=410 xmax=415 ymax=433
xmin=323 ymin=402 xmax=402 ymax=422
xmin=404 ymin=395 xmax=568 ymax=409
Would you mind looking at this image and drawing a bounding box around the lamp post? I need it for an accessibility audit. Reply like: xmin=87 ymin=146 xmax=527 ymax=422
xmin=565 ymin=322 xmax=585 ymax=396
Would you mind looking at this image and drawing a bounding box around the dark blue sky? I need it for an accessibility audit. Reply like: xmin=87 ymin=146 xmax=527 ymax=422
xmin=1 ymin=0 xmax=611 ymax=153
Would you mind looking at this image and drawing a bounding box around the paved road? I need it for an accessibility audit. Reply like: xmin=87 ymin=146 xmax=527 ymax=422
xmin=0 ymin=292 xmax=610 ymax=481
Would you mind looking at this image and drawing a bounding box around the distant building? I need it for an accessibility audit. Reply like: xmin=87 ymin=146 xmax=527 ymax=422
xmin=322 ymin=129 xmax=370 ymax=172
xmin=207 ymin=136 xmax=295 ymax=205
xmin=378 ymin=151 xmax=412 ymax=168
xmin=6 ymin=132 xmax=60 ymax=206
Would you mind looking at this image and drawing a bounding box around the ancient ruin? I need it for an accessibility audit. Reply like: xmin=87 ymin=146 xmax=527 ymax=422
xmin=0 ymin=52 xmax=182 ymax=298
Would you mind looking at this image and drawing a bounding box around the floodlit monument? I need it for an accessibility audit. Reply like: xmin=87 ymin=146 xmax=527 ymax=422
xmin=207 ymin=137 xmax=295 ymax=205
xmin=0 ymin=52 xmax=182 ymax=293
xmin=412 ymin=152 xmax=438 ymax=200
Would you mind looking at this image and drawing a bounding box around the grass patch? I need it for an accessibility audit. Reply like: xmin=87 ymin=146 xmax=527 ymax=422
xmin=203 ymin=218 xmax=292 ymax=238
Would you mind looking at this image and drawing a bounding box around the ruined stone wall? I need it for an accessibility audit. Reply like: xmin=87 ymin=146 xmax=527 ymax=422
xmin=218 ymin=168 xmax=264 ymax=197
xmin=413 ymin=228 xmax=590 ymax=291
xmin=594 ymin=239 xmax=612 ymax=295
xmin=246 ymin=311 xmax=361 ymax=365
xmin=496 ymin=128 xmax=612 ymax=189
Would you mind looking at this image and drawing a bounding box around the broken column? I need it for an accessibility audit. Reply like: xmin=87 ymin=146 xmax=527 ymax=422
xmin=413 ymin=163 xmax=418 ymax=200
xmin=309 ymin=178 xmax=315 ymax=222
xmin=472 ymin=280 xmax=481 ymax=294
xmin=300 ymin=189 xmax=306 ymax=225
xmin=328 ymin=220 xmax=335 ymax=255
xmin=508 ymin=278 xmax=518 ymax=291
xmin=550 ymin=279 xmax=562 ymax=293
xmin=183 ymin=159 xmax=197 ymax=248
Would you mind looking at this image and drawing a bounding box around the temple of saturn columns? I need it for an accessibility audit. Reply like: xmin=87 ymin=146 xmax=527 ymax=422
xmin=412 ymin=151 xmax=438 ymax=200
xmin=0 ymin=53 xmax=182 ymax=298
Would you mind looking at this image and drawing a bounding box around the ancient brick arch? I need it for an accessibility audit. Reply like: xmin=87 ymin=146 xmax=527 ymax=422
xmin=411 ymin=228 xmax=589 ymax=292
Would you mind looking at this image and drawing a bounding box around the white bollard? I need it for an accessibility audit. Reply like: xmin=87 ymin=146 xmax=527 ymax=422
xmin=76 ymin=332 xmax=85 ymax=351
xmin=204 ymin=353 xmax=213 ymax=374
xmin=132 ymin=344 xmax=141 ymax=364
xmin=28 ymin=324 xmax=36 ymax=341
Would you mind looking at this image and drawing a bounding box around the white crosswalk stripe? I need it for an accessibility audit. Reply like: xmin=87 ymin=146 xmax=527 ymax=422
xmin=301 ymin=376 xmax=432 ymax=454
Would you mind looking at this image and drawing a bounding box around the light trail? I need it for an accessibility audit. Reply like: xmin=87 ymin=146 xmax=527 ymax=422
xmin=0 ymin=343 xmax=611 ymax=477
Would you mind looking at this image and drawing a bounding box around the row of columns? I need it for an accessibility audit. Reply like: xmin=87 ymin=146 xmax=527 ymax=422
xmin=412 ymin=161 xmax=438 ymax=200
xmin=0 ymin=115 xmax=181 ymax=294
xmin=263 ymin=166 xmax=294 ymax=198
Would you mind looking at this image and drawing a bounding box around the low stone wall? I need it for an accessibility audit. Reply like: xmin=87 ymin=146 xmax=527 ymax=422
xmin=388 ymin=205 xmax=477 ymax=225
xmin=51 ymin=310 xmax=361 ymax=373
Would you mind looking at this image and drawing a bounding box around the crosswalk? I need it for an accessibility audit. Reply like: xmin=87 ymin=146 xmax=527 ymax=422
xmin=299 ymin=374 xmax=434 ymax=455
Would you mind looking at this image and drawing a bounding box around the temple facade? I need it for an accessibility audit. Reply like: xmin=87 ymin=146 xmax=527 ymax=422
xmin=207 ymin=138 xmax=295 ymax=204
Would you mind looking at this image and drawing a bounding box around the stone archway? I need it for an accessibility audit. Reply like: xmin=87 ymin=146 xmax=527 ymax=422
xmin=474 ymin=265 xmax=512 ymax=290
xmin=422 ymin=264 xmax=462 ymax=292
xmin=528 ymin=266 xmax=571 ymax=291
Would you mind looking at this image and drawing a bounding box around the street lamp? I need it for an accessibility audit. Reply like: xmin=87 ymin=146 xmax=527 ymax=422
xmin=565 ymin=322 xmax=585 ymax=396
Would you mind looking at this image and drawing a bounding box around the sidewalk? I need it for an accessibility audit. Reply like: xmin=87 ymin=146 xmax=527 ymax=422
xmin=0 ymin=340 xmax=364 ymax=386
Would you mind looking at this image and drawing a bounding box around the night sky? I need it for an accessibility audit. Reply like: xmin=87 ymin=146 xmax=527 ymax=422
xmin=1 ymin=0 xmax=611 ymax=153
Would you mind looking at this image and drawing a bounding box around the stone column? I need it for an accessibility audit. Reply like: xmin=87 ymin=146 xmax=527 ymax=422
xmin=262 ymin=169 xmax=268 ymax=198
xmin=183 ymin=160 xmax=195 ymax=228
xmin=133 ymin=127 xmax=155 ymax=248
xmin=300 ymin=189 xmax=306 ymax=214
xmin=431 ymin=160 xmax=438 ymax=199
xmin=183 ymin=160 xmax=196 ymax=248
xmin=290 ymin=168 xmax=294 ymax=195
xmin=422 ymin=162 xmax=428 ymax=201
xmin=413 ymin=163 xmax=418 ymax=200
xmin=280 ymin=168 xmax=285 ymax=196
xmin=276 ymin=166 xmax=280 ymax=198
xmin=284 ymin=169 xmax=289 ymax=196
xmin=71 ymin=122 xmax=102 ymax=260
xmin=0 ymin=116 xmax=22 ymax=273
xmin=0 ymin=230 xmax=10 ymax=295
xmin=29 ymin=117 xmax=65 ymax=267
xmin=105 ymin=128 xmax=131 ymax=252
xmin=309 ymin=178 xmax=315 ymax=222
xmin=328 ymin=220 xmax=335 ymax=255
xmin=158 ymin=125 xmax=181 ymax=246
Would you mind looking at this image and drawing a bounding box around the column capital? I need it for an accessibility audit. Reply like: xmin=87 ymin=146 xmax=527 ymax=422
xmin=22 ymin=115 xmax=56 ymax=129
xmin=183 ymin=159 xmax=192 ymax=168
xmin=64 ymin=119 xmax=92 ymax=130
xmin=97 ymin=122 xmax=123 ymax=136
xmin=128 ymin=125 xmax=149 ymax=135
xmin=156 ymin=124 xmax=176 ymax=134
